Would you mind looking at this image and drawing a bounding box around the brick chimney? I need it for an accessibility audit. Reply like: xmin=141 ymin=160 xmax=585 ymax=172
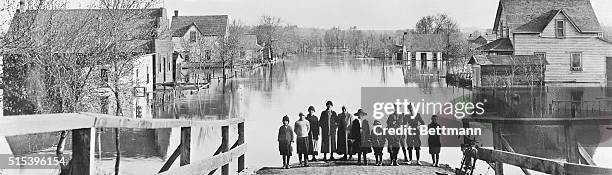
xmin=174 ymin=10 xmax=178 ymax=17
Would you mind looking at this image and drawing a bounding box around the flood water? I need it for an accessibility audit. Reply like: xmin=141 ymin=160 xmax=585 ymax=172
xmin=2 ymin=54 xmax=612 ymax=175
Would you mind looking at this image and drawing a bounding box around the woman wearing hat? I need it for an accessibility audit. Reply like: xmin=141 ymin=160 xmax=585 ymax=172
xmin=306 ymin=106 xmax=320 ymax=161
xmin=350 ymin=109 xmax=372 ymax=165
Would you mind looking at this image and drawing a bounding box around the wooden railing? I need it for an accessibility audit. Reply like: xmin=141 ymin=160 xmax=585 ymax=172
xmin=0 ymin=112 xmax=246 ymax=175
xmin=467 ymin=117 xmax=612 ymax=175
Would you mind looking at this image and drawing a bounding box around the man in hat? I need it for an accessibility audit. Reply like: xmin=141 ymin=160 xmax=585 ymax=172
xmin=319 ymin=101 xmax=338 ymax=161
xmin=306 ymin=106 xmax=320 ymax=161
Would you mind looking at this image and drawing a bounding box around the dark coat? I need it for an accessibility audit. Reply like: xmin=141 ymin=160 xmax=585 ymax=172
xmin=306 ymin=114 xmax=320 ymax=140
xmin=319 ymin=109 xmax=337 ymax=153
xmin=278 ymin=125 xmax=294 ymax=142
xmin=350 ymin=119 xmax=372 ymax=153
xmin=428 ymin=123 xmax=441 ymax=147
xmin=335 ymin=112 xmax=350 ymax=154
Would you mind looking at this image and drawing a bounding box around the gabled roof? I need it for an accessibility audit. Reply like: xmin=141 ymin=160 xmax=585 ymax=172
xmin=171 ymin=15 xmax=228 ymax=37
xmin=4 ymin=8 xmax=166 ymax=53
xmin=469 ymin=55 xmax=547 ymax=66
xmin=476 ymin=38 xmax=513 ymax=52
xmin=494 ymin=0 xmax=601 ymax=33
xmin=514 ymin=10 xmax=560 ymax=33
xmin=172 ymin=22 xmax=202 ymax=37
xmin=405 ymin=34 xmax=445 ymax=52
xmin=240 ymin=34 xmax=262 ymax=50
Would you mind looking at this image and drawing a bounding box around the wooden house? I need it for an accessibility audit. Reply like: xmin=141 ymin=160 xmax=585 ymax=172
xmin=395 ymin=34 xmax=445 ymax=62
xmin=469 ymin=55 xmax=547 ymax=87
xmin=170 ymin=10 xmax=228 ymax=63
xmin=479 ymin=0 xmax=612 ymax=86
xmin=2 ymin=5 xmax=172 ymax=117
xmin=239 ymin=34 xmax=263 ymax=61
xmin=468 ymin=34 xmax=496 ymax=46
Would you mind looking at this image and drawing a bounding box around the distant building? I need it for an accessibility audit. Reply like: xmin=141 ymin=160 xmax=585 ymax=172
xmin=469 ymin=55 xmax=547 ymax=87
xmin=239 ymin=34 xmax=263 ymax=61
xmin=478 ymin=0 xmax=612 ymax=85
xmin=170 ymin=10 xmax=228 ymax=63
xmin=467 ymin=33 xmax=496 ymax=46
xmin=396 ymin=34 xmax=445 ymax=62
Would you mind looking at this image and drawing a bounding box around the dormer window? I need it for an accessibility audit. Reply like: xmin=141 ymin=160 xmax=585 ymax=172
xmin=556 ymin=20 xmax=565 ymax=38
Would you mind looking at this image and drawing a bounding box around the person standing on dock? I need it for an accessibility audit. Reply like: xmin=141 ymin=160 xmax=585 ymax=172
xmin=306 ymin=106 xmax=320 ymax=161
xmin=428 ymin=115 xmax=441 ymax=167
xmin=371 ymin=120 xmax=385 ymax=166
xmin=351 ymin=109 xmax=371 ymax=165
xmin=336 ymin=106 xmax=352 ymax=160
xmin=295 ymin=113 xmax=311 ymax=167
xmin=406 ymin=106 xmax=425 ymax=165
xmin=278 ymin=115 xmax=294 ymax=169
xmin=386 ymin=113 xmax=401 ymax=166
xmin=319 ymin=101 xmax=338 ymax=161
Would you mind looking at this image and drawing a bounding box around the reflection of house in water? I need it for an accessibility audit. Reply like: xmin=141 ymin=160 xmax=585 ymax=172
xmin=477 ymin=0 xmax=612 ymax=86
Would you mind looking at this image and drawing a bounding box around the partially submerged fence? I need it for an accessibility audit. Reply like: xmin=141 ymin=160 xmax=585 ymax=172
xmin=467 ymin=117 xmax=612 ymax=175
xmin=0 ymin=112 xmax=246 ymax=175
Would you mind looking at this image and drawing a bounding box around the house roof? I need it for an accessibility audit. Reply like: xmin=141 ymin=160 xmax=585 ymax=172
xmin=514 ymin=10 xmax=561 ymax=33
xmin=494 ymin=0 xmax=601 ymax=33
xmin=4 ymin=8 xmax=166 ymax=53
xmin=172 ymin=23 xmax=202 ymax=37
xmin=171 ymin=15 xmax=228 ymax=37
xmin=405 ymin=34 xmax=445 ymax=52
xmin=476 ymin=38 xmax=513 ymax=52
xmin=469 ymin=55 xmax=547 ymax=66
xmin=241 ymin=34 xmax=262 ymax=50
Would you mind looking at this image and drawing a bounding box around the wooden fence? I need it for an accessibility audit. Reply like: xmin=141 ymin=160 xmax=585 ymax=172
xmin=0 ymin=112 xmax=246 ymax=175
xmin=467 ymin=117 xmax=612 ymax=175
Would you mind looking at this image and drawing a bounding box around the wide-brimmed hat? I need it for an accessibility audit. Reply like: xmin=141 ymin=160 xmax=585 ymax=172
xmin=354 ymin=109 xmax=368 ymax=116
xmin=326 ymin=101 xmax=333 ymax=106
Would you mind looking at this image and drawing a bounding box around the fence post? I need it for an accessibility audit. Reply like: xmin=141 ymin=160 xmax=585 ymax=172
xmin=70 ymin=127 xmax=95 ymax=175
xmin=181 ymin=127 xmax=191 ymax=166
xmin=222 ymin=125 xmax=229 ymax=175
xmin=492 ymin=123 xmax=504 ymax=175
xmin=565 ymin=123 xmax=578 ymax=163
xmin=237 ymin=122 xmax=245 ymax=172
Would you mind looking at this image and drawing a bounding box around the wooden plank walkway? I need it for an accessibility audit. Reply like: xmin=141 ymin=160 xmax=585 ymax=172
xmin=256 ymin=161 xmax=453 ymax=175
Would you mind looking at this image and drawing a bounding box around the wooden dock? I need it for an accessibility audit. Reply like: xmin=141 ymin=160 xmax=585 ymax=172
xmin=0 ymin=113 xmax=246 ymax=175
xmin=256 ymin=161 xmax=453 ymax=175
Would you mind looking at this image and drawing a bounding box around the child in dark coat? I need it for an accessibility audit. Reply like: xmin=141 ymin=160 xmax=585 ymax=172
xmin=371 ymin=120 xmax=385 ymax=166
xmin=278 ymin=115 xmax=294 ymax=169
xmin=428 ymin=115 xmax=442 ymax=167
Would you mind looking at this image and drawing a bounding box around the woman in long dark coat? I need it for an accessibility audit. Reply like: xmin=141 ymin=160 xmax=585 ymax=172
xmin=350 ymin=109 xmax=371 ymax=165
xmin=335 ymin=106 xmax=351 ymax=160
xmin=319 ymin=101 xmax=337 ymax=161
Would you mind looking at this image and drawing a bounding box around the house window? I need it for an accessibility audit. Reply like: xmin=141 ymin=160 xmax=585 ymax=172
xmin=146 ymin=66 xmax=150 ymax=84
xmin=205 ymin=50 xmax=211 ymax=60
xmin=570 ymin=52 xmax=582 ymax=71
xmin=100 ymin=69 xmax=109 ymax=84
xmin=556 ymin=20 xmax=565 ymax=38
xmin=190 ymin=31 xmax=197 ymax=42
xmin=535 ymin=52 xmax=546 ymax=61
xmin=411 ymin=52 xmax=416 ymax=60
xmin=432 ymin=52 xmax=438 ymax=60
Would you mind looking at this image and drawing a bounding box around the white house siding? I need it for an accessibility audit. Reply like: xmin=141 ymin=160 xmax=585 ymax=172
xmin=154 ymin=40 xmax=174 ymax=84
xmin=132 ymin=54 xmax=154 ymax=119
xmin=540 ymin=12 xmax=599 ymax=38
xmin=514 ymin=34 xmax=612 ymax=85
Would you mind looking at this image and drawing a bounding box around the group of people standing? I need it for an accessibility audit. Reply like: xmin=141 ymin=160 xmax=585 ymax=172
xmin=277 ymin=101 xmax=442 ymax=169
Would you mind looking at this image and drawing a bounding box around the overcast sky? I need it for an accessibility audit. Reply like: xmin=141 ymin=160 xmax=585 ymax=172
xmin=161 ymin=0 xmax=612 ymax=31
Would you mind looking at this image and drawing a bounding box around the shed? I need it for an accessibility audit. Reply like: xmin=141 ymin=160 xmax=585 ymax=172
xmin=469 ymin=55 xmax=547 ymax=87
